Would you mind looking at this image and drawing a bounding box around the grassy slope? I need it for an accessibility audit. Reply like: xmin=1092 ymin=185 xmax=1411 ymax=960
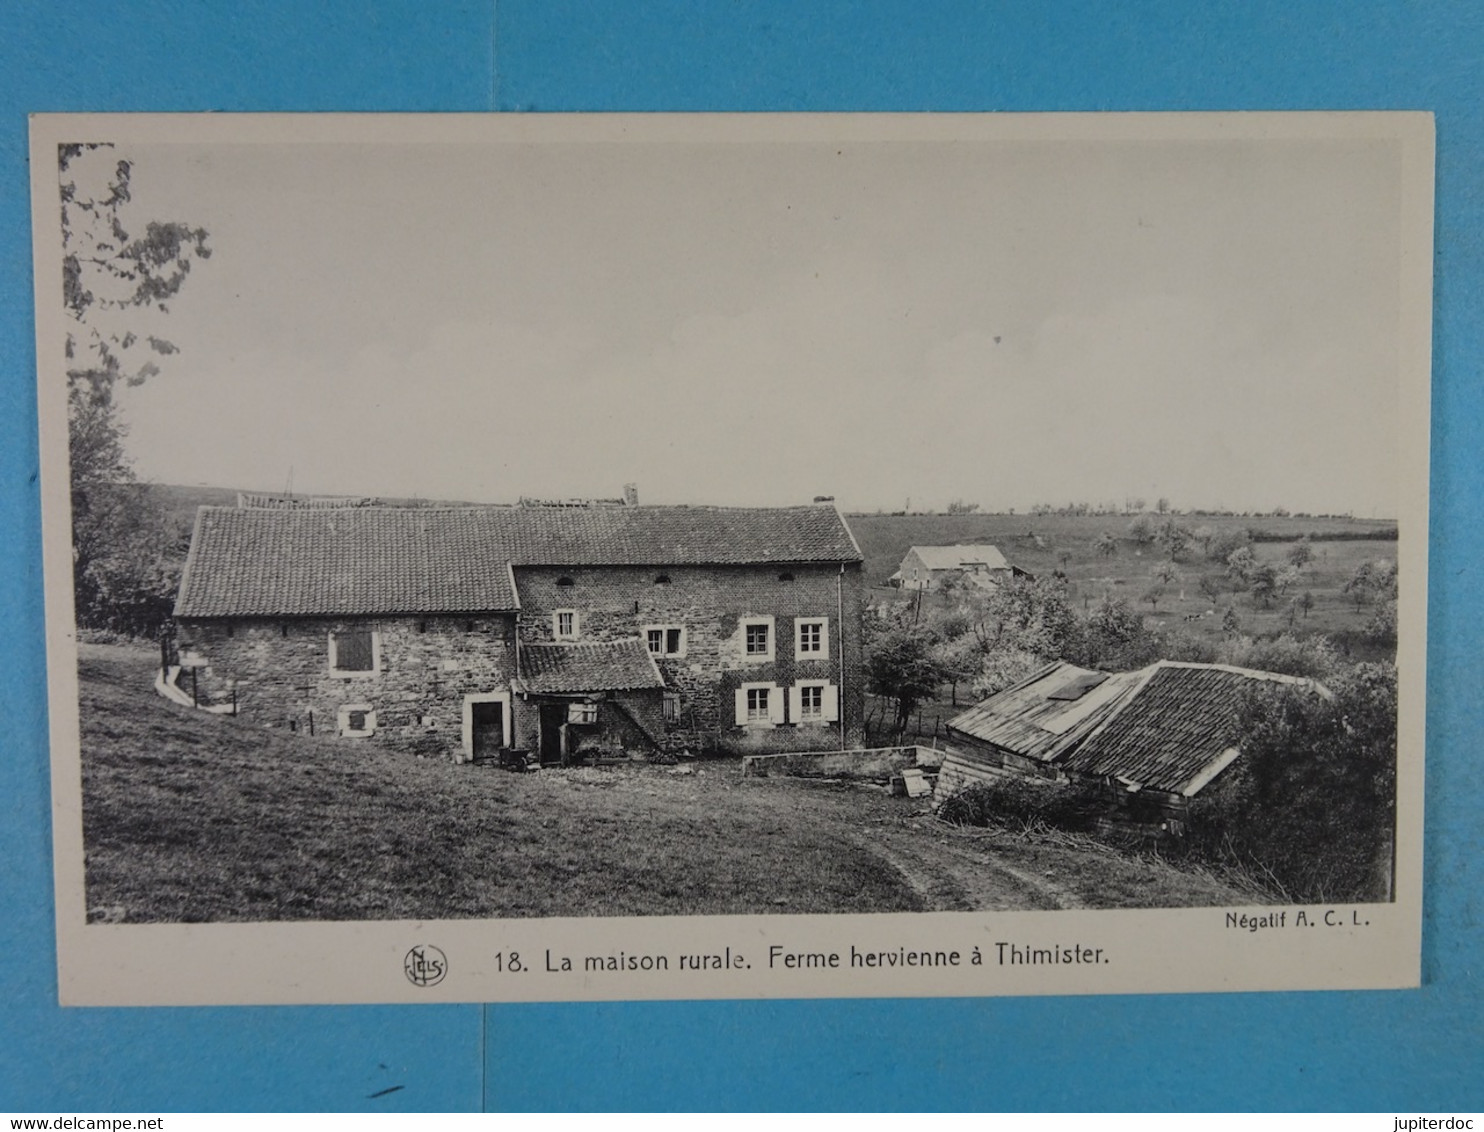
xmin=849 ymin=511 xmax=1397 ymax=649
xmin=78 ymin=646 xmax=1254 ymax=922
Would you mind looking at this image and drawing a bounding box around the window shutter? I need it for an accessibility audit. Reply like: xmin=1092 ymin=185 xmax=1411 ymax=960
xmin=734 ymin=688 xmax=748 ymax=726
xmin=788 ymin=685 xmax=803 ymax=723
xmin=823 ymin=683 xmax=840 ymax=722
xmin=768 ymin=684 xmax=785 ymax=725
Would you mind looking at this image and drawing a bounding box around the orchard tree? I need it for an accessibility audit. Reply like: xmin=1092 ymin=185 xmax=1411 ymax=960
xmin=60 ymin=144 xmax=210 ymax=632
xmin=1094 ymin=532 xmax=1118 ymax=558
xmin=1286 ymin=537 xmax=1315 ymax=570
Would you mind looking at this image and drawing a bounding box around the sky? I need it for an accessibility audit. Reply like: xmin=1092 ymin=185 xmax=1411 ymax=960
xmin=56 ymin=119 xmax=1413 ymax=516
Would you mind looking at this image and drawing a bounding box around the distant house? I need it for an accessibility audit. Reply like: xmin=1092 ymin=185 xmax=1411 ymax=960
xmin=937 ymin=660 xmax=1327 ymax=830
xmin=890 ymin=544 xmax=1013 ymax=591
xmin=168 ymin=501 xmax=866 ymax=762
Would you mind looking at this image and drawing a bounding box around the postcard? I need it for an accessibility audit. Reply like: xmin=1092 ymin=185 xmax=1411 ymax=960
xmin=29 ymin=112 xmax=1432 ymax=1004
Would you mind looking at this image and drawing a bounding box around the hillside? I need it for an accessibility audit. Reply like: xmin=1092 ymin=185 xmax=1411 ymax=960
xmin=78 ymin=644 xmax=1256 ymax=922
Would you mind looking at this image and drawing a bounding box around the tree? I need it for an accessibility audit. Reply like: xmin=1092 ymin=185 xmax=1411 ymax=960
xmin=1248 ymin=562 xmax=1279 ymax=609
xmin=1299 ymin=590 xmax=1315 ymax=619
xmin=1188 ymin=663 xmax=1397 ymax=902
xmin=60 ymin=144 xmax=210 ymax=634
xmin=1197 ymin=573 xmax=1225 ymax=603
xmin=864 ymin=619 xmax=947 ymax=736
xmin=946 ymin=499 xmax=980 ymax=515
xmin=1155 ymin=497 xmax=1171 ymax=514
xmin=1093 ymin=532 xmax=1118 ymax=558
xmin=1057 ymin=548 xmax=1073 ymax=571
xmin=1128 ymin=515 xmax=1155 ymax=544
xmin=1192 ymin=524 xmax=1215 ymax=558
xmin=1151 ymin=559 xmax=1179 ymax=586
xmin=1154 ymin=519 xmax=1192 ymax=561
xmin=1225 ymin=545 xmax=1258 ymax=583
xmin=1343 ymin=561 xmax=1376 ymax=612
xmin=1141 ymin=583 xmax=1165 ymax=613
xmin=1286 ymin=537 xmax=1315 ymax=570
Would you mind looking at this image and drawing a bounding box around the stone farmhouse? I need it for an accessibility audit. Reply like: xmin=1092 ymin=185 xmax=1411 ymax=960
xmin=936 ymin=659 xmax=1327 ymax=831
xmin=890 ymin=544 xmax=1015 ymax=592
xmin=167 ymin=500 xmax=866 ymax=763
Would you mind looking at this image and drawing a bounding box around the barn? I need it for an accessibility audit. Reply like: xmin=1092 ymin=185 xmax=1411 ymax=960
xmin=889 ymin=544 xmax=1013 ymax=592
xmin=936 ymin=659 xmax=1329 ymax=831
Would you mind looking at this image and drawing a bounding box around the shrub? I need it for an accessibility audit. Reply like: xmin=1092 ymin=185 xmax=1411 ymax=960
xmin=937 ymin=776 xmax=1107 ymax=834
xmin=1182 ymin=662 xmax=1397 ymax=902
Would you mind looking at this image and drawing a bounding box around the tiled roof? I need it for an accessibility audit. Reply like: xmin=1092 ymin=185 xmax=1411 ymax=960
xmin=175 ymin=503 xmax=861 ymax=617
xmin=1061 ymin=662 xmax=1320 ymax=796
xmin=516 ymin=639 xmax=665 ymax=694
xmin=945 ymin=662 xmax=1142 ymax=764
xmin=910 ymin=544 xmax=1009 ymax=571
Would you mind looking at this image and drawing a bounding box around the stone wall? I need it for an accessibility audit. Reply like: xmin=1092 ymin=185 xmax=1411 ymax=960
xmin=515 ymin=562 xmax=866 ymax=753
xmin=175 ymin=614 xmax=517 ymax=757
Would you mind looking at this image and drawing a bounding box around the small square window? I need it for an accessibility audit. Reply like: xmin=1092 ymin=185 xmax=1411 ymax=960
xmin=568 ymin=702 xmax=598 ymax=725
xmin=796 ymin=617 xmax=829 ymax=659
xmin=746 ymin=623 xmax=769 ymax=654
xmin=644 ymin=624 xmax=686 ymax=657
xmin=330 ymin=630 xmax=379 ymax=675
xmin=554 ymin=610 xmax=579 ymax=640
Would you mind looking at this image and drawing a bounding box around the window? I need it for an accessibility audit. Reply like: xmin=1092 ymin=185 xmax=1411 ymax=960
xmin=778 ymin=572 xmax=794 ymax=582
xmin=800 ymin=685 xmax=824 ymax=720
xmin=336 ymin=703 xmax=377 ymax=737
xmin=790 ymin=681 xmax=839 ymax=725
xmin=654 ymin=574 xmax=671 ymax=585
xmin=554 ymin=610 xmax=579 ymax=640
xmin=556 ymin=576 xmax=575 ymax=588
xmin=747 ymin=686 xmax=770 ymax=722
xmin=795 ymin=617 xmax=829 ymax=660
xmin=663 ymin=692 xmax=681 ymax=722
xmin=568 ymin=702 xmax=598 ymax=725
xmin=329 ymin=629 xmax=380 ymax=676
xmin=735 ymin=681 xmax=784 ymax=727
xmin=644 ymin=625 xmax=686 ymax=657
xmin=740 ymin=615 xmax=775 ymax=661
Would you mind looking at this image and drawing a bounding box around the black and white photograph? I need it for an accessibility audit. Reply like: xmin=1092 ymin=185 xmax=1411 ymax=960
xmin=30 ymin=113 xmax=1432 ymax=1004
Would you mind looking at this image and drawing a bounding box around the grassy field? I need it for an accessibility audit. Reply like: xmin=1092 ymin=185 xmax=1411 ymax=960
xmin=849 ymin=510 xmax=1398 ymax=651
xmin=78 ymin=645 xmax=1258 ymax=922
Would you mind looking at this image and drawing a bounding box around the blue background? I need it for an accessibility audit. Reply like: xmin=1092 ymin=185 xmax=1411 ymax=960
xmin=2 ymin=1 xmax=1480 ymax=1112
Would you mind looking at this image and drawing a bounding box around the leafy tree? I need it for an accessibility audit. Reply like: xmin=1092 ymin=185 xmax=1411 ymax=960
xmin=1208 ymin=526 xmax=1253 ymax=563
xmin=1155 ymin=497 xmax=1171 ymax=514
xmin=1222 ymin=606 xmax=1241 ymax=636
xmin=1141 ymin=583 xmax=1165 ymax=613
xmin=1151 ymin=559 xmax=1180 ymax=586
xmin=1343 ymin=561 xmax=1376 ymax=611
xmin=1225 ymin=545 xmax=1258 ymax=583
xmin=1192 ymin=524 xmax=1215 ymax=558
xmin=60 ymin=144 xmax=210 ymax=634
xmin=1299 ymin=590 xmax=1315 ymax=620
xmin=1248 ymin=562 xmax=1279 ymax=609
xmin=1197 ymin=573 xmax=1225 ymax=603
xmin=1187 ymin=663 xmax=1397 ymax=902
xmin=1072 ymin=596 xmax=1160 ymax=671
xmin=1093 ymin=532 xmax=1118 ymax=558
xmin=864 ymin=618 xmax=947 ymax=736
xmin=1154 ymin=519 xmax=1192 ymax=561
xmin=1128 ymin=515 xmax=1154 ymax=544
xmin=1286 ymin=537 xmax=1315 ymax=570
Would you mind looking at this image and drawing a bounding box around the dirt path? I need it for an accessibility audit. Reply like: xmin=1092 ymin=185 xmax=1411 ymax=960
xmin=852 ymin=815 xmax=1085 ymax=912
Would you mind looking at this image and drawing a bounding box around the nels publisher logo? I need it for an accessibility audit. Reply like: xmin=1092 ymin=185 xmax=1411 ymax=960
xmin=404 ymin=944 xmax=448 ymax=987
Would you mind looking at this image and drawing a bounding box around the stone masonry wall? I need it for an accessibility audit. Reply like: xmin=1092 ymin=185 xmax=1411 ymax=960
xmin=175 ymin=614 xmax=516 ymax=758
xmin=515 ymin=562 xmax=866 ymax=754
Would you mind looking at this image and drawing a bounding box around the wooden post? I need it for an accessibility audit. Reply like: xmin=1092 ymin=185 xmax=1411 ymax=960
xmin=308 ymin=710 xmax=315 ymax=737
xmin=231 ymin=686 xmax=238 ymax=716
xmin=191 ymin=667 xmax=198 ymax=707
